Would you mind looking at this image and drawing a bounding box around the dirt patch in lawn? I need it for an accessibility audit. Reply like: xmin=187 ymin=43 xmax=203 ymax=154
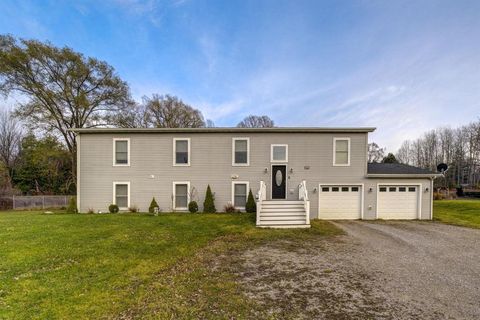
xmin=116 ymin=220 xmax=480 ymax=319
xmin=231 ymin=236 xmax=440 ymax=319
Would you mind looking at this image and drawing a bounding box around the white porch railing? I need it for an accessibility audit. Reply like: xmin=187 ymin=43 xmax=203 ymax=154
xmin=298 ymin=180 xmax=310 ymax=225
xmin=256 ymin=180 xmax=266 ymax=226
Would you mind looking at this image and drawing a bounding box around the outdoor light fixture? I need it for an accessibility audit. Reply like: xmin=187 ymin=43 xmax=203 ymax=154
xmin=313 ymin=187 xmax=317 ymax=193
xmin=369 ymin=187 xmax=373 ymax=192
xmin=290 ymin=168 xmax=294 ymax=173
xmin=264 ymin=167 xmax=268 ymax=173
xmin=425 ymin=187 xmax=429 ymax=192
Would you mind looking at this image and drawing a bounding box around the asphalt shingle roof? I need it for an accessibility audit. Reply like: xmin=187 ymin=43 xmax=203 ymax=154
xmin=367 ymin=162 xmax=437 ymax=175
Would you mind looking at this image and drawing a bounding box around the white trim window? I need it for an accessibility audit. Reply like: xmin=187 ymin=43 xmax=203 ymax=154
xmin=232 ymin=181 xmax=249 ymax=210
xmin=173 ymin=181 xmax=190 ymax=210
xmin=113 ymin=138 xmax=130 ymax=166
xmin=232 ymin=138 xmax=250 ymax=166
xmin=271 ymin=144 xmax=288 ymax=162
xmin=173 ymin=138 xmax=190 ymax=166
xmin=113 ymin=182 xmax=130 ymax=210
xmin=333 ymin=137 xmax=350 ymax=166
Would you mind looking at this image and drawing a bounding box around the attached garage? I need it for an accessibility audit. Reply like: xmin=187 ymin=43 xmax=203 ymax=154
xmin=377 ymin=185 xmax=420 ymax=219
xmin=318 ymin=185 xmax=363 ymax=219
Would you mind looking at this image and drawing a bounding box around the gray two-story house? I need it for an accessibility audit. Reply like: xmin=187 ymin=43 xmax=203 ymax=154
xmin=73 ymin=127 xmax=439 ymax=228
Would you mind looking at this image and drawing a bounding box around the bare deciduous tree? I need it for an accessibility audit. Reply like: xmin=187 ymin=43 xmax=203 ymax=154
xmin=237 ymin=115 xmax=274 ymax=128
xmin=0 ymin=110 xmax=23 ymax=190
xmin=0 ymin=35 xmax=134 ymax=186
xmin=114 ymin=94 xmax=206 ymax=128
xmin=110 ymin=103 xmax=150 ymax=128
xmin=206 ymin=119 xmax=215 ymax=128
xmin=145 ymin=94 xmax=205 ymax=128
xmin=395 ymin=120 xmax=480 ymax=188
xmin=368 ymin=142 xmax=385 ymax=163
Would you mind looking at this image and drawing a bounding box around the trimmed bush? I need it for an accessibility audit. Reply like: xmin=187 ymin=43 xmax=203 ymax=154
xmin=66 ymin=197 xmax=77 ymax=213
xmin=109 ymin=204 xmax=119 ymax=213
xmin=245 ymin=189 xmax=256 ymax=213
xmin=188 ymin=201 xmax=199 ymax=213
xmin=203 ymin=185 xmax=216 ymax=213
xmin=149 ymin=197 xmax=159 ymax=213
xmin=128 ymin=206 xmax=139 ymax=213
xmin=224 ymin=202 xmax=236 ymax=213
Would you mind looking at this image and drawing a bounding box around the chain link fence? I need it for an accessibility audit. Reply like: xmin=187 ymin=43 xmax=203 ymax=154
xmin=0 ymin=195 xmax=74 ymax=211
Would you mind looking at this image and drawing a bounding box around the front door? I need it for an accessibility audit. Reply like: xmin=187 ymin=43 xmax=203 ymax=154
xmin=271 ymin=165 xmax=286 ymax=199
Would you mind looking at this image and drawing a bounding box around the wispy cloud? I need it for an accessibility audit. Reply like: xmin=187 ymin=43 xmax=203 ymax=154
xmin=110 ymin=0 xmax=187 ymax=27
xmin=1 ymin=0 xmax=478 ymax=152
xmin=197 ymin=35 xmax=218 ymax=74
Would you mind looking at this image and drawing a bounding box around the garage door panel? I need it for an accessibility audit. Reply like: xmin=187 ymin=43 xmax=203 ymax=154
xmin=319 ymin=185 xmax=362 ymax=219
xmin=378 ymin=185 xmax=419 ymax=219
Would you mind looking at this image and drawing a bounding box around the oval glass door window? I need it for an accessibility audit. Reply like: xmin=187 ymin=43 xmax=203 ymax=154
xmin=275 ymin=170 xmax=283 ymax=186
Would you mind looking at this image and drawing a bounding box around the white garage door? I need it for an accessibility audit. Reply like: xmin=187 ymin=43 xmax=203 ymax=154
xmin=377 ymin=185 xmax=419 ymax=219
xmin=319 ymin=185 xmax=362 ymax=219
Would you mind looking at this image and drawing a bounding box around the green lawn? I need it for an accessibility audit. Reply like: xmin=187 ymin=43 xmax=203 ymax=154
xmin=434 ymin=200 xmax=480 ymax=228
xmin=0 ymin=211 xmax=341 ymax=319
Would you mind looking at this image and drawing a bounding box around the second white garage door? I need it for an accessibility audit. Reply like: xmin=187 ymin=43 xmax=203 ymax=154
xmin=319 ymin=185 xmax=362 ymax=219
xmin=377 ymin=185 xmax=420 ymax=219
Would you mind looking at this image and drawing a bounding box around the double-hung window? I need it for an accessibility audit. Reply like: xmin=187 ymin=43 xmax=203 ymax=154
xmin=232 ymin=138 xmax=249 ymax=166
xmin=333 ymin=137 xmax=350 ymax=166
xmin=113 ymin=138 xmax=130 ymax=166
xmin=113 ymin=182 xmax=130 ymax=210
xmin=271 ymin=144 xmax=288 ymax=162
xmin=232 ymin=181 xmax=249 ymax=210
xmin=173 ymin=138 xmax=190 ymax=166
xmin=173 ymin=182 xmax=190 ymax=210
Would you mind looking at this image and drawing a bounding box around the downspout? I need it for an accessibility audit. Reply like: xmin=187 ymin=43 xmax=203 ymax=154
xmin=430 ymin=176 xmax=438 ymax=220
xmin=430 ymin=176 xmax=436 ymax=220
xmin=76 ymin=133 xmax=81 ymax=213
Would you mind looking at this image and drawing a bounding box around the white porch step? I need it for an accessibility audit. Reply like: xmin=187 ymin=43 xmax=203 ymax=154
xmin=261 ymin=204 xmax=304 ymax=208
xmin=258 ymin=219 xmax=307 ymax=225
xmin=261 ymin=208 xmax=305 ymax=213
xmin=260 ymin=216 xmax=307 ymax=221
xmin=258 ymin=224 xmax=311 ymax=229
xmin=257 ymin=199 xmax=309 ymax=228
xmin=262 ymin=200 xmax=304 ymax=205
xmin=261 ymin=205 xmax=304 ymax=209
xmin=260 ymin=213 xmax=306 ymax=218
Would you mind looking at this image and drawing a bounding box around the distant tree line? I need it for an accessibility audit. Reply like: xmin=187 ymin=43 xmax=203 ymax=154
xmin=0 ymin=111 xmax=73 ymax=195
xmin=367 ymin=142 xmax=398 ymax=164
xmin=395 ymin=120 xmax=480 ymax=188
xmin=0 ymin=35 xmax=274 ymax=195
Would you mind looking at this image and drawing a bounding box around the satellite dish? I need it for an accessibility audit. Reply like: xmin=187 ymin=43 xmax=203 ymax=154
xmin=437 ymin=163 xmax=448 ymax=173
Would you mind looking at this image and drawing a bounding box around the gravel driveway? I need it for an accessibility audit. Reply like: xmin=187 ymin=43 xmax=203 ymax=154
xmin=237 ymin=222 xmax=480 ymax=319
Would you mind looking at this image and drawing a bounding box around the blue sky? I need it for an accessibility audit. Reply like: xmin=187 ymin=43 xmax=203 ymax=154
xmin=1 ymin=0 xmax=479 ymax=151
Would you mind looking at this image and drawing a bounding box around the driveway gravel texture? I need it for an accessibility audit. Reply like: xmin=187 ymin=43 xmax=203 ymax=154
xmin=235 ymin=221 xmax=480 ymax=319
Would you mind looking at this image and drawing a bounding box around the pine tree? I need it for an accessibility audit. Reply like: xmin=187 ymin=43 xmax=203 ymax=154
xmin=245 ymin=189 xmax=256 ymax=213
xmin=203 ymin=185 xmax=216 ymax=213
xmin=149 ymin=197 xmax=159 ymax=213
xmin=66 ymin=197 xmax=77 ymax=213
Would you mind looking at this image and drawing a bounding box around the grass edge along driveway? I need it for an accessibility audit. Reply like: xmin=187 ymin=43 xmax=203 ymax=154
xmin=433 ymin=199 xmax=480 ymax=229
xmin=0 ymin=211 xmax=342 ymax=319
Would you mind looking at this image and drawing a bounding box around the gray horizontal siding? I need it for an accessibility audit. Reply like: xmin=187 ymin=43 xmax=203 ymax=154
xmin=78 ymin=132 xmax=432 ymax=219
